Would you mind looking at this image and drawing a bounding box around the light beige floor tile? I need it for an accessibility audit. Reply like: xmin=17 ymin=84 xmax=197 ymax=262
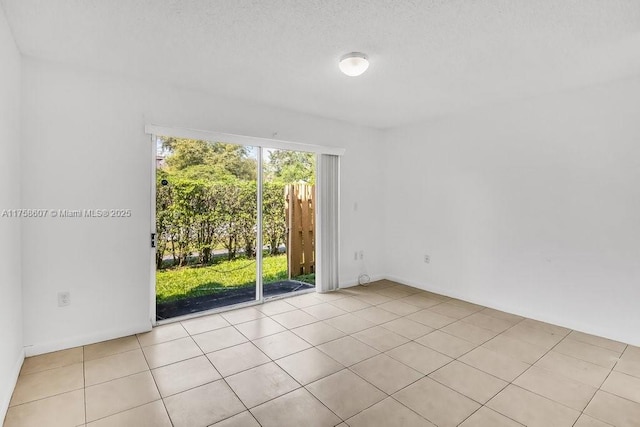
xmin=346 ymin=397 xmax=435 ymax=427
xmin=416 ymin=330 xmax=477 ymax=358
xmin=461 ymin=312 xmax=515 ymax=333
xmin=398 ymin=295 xmax=442 ymax=309
xmin=377 ymin=300 xmax=422 ymax=316
xmin=351 ymin=353 xmax=423 ymax=394
xmin=137 ymin=323 xmax=188 ymax=347
xmin=211 ymin=411 xmax=260 ymax=427
xmin=271 ymin=309 xmax=319 ymax=329
xmin=85 ymin=371 xmax=160 ymax=422
xmin=180 ymin=314 xmax=230 ymax=335
xmin=191 ymin=326 xmax=247 ymax=353
xmin=330 ymin=297 xmax=371 ymax=312
xmin=4 ymin=389 xmax=84 ymax=427
xmin=584 ymin=390 xmax=640 ymax=427
xmin=84 ymin=336 xmax=140 ymax=361
xmin=430 ymin=360 xmax=507 ymax=404
xmin=615 ymin=357 xmax=640 ymax=378
xmin=302 ymin=302 xmax=347 ymax=320
xmin=362 ymin=280 xmax=397 ymax=290
xmin=226 ymin=362 xmax=299 ymax=408
xmin=20 ymin=347 xmax=83 ymax=376
xmin=353 ymin=306 xmax=400 ymax=324
xmin=87 ymin=400 xmax=171 ymax=427
xmin=480 ymin=308 xmax=524 ymax=324
xmin=386 ymin=341 xmax=452 ymax=375
xmin=252 ymin=330 xmax=311 ymax=359
xmin=312 ymin=290 xmax=350 ymax=302
xmin=419 ymin=290 xmax=451 ymax=302
xmin=483 ymin=334 xmax=548 ymax=364
xmin=256 ymin=299 xmax=297 ymax=316
xmin=441 ymin=321 xmax=498 ymax=345
xmin=520 ymin=319 xmax=571 ymax=336
xmin=234 ymin=317 xmax=287 ymax=340
xmin=394 ymin=377 xmax=480 ymax=427
xmin=206 ymin=342 xmax=270 ymax=377
xmin=151 ymin=355 xmax=220 ymax=397
xmin=353 ymin=292 xmax=394 ymax=306
xmin=446 ymin=299 xmax=485 ymax=311
xmin=376 ymin=287 xmax=414 ymax=299
xmin=459 ymin=406 xmax=523 ymax=427
xmin=622 ymin=345 xmax=640 ymax=361
xmin=324 ymin=313 xmax=376 ymax=334
xmin=601 ymin=370 xmax=640 ymax=404
xmin=487 ymin=385 xmax=580 ymax=427
xmin=85 ymin=348 xmax=148 ymax=386
xmin=554 ymin=338 xmax=621 ymax=369
xmin=573 ymin=414 xmax=614 ymax=427
xmin=429 ymin=302 xmax=478 ymax=319
xmin=276 ymin=347 xmax=343 ymax=385
xmin=291 ymin=321 xmax=345 ymax=345
xmin=503 ymin=323 xmax=565 ymax=349
xmin=306 ymin=369 xmax=386 ymax=419
xmin=406 ymin=309 xmax=457 ymax=329
xmin=459 ymin=347 xmax=529 ymax=382
xmin=624 ymin=348 xmax=640 ymax=367
xmin=567 ymin=331 xmax=627 ymax=353
xmin=142 ymin=336 xmax=202 ymax=369
xmin=285 ymin=293 xmax=324 ymax=308
xmin=381 ymin=317 xmax=434 ymax=340
xmin=220 ymin=307 xmax=266 ymax=325
xmin=352 ymin=326 xmax=410 ymax=352
xmin=163 ymin=380 xmax=245 ymax=427
xmin=535 ymin=351 xmax=611 ymax=388
xmin=10 ymin=362 xmax=84 ymax=406
xmin=251 ymin=387 xmax=341 ymax=427
xmin=316 ymin=335 xmax=379 ymax=366
xmin=513 ymin=366 xmax=597 ymax=411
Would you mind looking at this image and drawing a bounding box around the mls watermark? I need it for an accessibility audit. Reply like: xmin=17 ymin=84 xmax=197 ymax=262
xmin=1 ymin=209 xmax=132 ymax=218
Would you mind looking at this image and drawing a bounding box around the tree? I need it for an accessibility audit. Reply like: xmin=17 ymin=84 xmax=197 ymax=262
xmin=265 ymin=150 xmax=315 ymax=184
xmin=161 ymin=137 xmax=257 ymax=181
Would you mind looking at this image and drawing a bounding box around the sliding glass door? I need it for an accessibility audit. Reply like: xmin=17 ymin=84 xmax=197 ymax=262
xmin=153 ymin=137 xmax=316 ymax=321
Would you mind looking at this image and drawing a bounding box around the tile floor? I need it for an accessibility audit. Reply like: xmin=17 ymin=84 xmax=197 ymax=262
xmin=4 ymin=280 xmax=640 ymax=427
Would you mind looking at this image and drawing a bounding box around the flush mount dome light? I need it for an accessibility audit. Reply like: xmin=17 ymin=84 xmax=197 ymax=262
xmin=339 ymin=52 xmax=369 ymax=77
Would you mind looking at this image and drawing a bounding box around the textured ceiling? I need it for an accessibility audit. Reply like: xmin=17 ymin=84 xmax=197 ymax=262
xmin=2 ymin=0 xmax=640 ymax=128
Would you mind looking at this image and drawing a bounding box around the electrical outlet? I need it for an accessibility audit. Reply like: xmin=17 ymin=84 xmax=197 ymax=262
xmin=424 ymin=254 xmax=430 ymax=264
xmin=58 ymin=291 xmax=71 ymax=307
xmin=359 ymin=250 xmax=364 ymax=260
xmin=354 ymin=251 xmax=358 ymax=261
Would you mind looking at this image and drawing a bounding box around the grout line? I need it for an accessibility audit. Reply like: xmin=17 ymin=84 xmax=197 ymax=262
xmin=574 ymin=343 xmax=628 ymax=427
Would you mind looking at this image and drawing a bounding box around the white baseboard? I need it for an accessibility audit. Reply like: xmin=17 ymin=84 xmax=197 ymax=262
xmin=0 ymin=349 xmax=25 ymax=423
xmin=385 ymin=274 xmax=640 ymax=347
xmin=24 ymin=321 xmax=152 ymax=357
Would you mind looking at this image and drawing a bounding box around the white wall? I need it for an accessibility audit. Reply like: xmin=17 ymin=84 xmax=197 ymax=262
xmin=20 ymin=57 xmax=386 ymax=355
xmin=0 ymin=4 xmax=23 ymax=419
xmin=383 ymin=77 xmax=640 ymax=346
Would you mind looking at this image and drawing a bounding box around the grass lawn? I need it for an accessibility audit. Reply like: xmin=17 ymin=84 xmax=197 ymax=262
xmin=156 ymin=254 xmax=314 ymax=303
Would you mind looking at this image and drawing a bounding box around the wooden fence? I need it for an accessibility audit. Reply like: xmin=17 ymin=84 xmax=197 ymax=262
xmin=285 ymin=184 xmax=315 ymax=278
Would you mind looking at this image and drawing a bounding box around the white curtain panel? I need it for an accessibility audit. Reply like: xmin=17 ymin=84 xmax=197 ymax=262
xmin=316 ymin=154 xmax=340 ymax=293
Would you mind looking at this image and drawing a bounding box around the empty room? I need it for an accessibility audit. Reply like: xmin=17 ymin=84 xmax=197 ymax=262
xmin=1 ymin=1 xmax=639 ymax=426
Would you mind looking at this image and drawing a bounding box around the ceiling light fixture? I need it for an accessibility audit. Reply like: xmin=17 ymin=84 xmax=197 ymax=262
xmin=339 ymin=52 xmax=369 ymax=77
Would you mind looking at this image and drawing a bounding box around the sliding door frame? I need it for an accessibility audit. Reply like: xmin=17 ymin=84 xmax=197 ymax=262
xmin=147 ymin=125 xmax=345 ymax=325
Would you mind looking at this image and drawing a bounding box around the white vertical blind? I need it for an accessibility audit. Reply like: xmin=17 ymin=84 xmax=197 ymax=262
xmin=316 ymin=154 xmax=340 ymax=292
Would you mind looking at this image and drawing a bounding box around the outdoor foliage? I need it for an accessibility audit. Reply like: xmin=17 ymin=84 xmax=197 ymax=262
xmin=155 ymin=137 xmax=314 ymax=270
